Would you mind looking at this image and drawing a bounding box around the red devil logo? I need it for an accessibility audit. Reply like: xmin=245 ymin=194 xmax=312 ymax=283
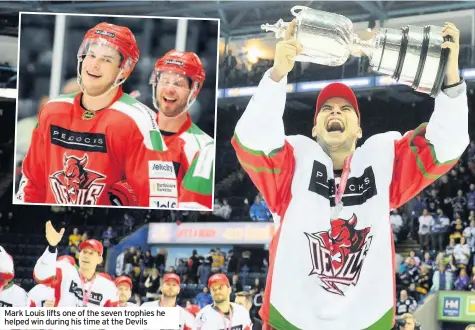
xmin=49 ymin=154 xmax=106 ymax=205
xmin=305 ymin=214 xmax=372 ymax=295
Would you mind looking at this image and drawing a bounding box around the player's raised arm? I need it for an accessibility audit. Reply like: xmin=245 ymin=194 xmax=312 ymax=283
xmin=389 ymin=22 xmax=469 ymax=208
xmin=33 ymin=221 xmax=65 ymax=282
xmin=231 ymin=20 xmax=302 ymax=217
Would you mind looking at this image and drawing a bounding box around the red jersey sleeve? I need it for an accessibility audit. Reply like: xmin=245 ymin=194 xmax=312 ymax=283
xmin=17 ymin=108 xmax=47 ymax=203
xmin=231 ymin=69 xmax=294 ymax=218
xmin=121 ymin=102 xmax=168 ymax=207
xmin=389 ymin=83 xmax=469 ymax=208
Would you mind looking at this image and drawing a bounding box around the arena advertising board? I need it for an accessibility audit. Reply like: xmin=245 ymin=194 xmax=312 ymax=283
xmin=438 ymin=290 xmax=475 ymax=322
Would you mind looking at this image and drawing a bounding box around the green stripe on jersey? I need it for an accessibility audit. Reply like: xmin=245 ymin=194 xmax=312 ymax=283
xmin=409 ymin=123 xmax=458 ymax=179
xmin=363 ymin=307 xmax=393 ymax=330
xmin=269 ymin=304 xmax=393 ymax=330
xmin=233 ymin=133 xmax=282 ymax=157
xmin=269 ymin=304 xmax=301 ymax=330
xmin=237 ymin=155 xmax=281 ymax=174
xmin=110 ymin=94 xmax=166 ymax=152
xmin=55 ymin=92 xmax=80 ymax=99
xmin=182 ymin=143 xmax=214 ymax=195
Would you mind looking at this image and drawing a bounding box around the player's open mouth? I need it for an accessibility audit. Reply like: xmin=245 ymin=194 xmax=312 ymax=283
xmin=86 ymin=71 xmax=102 ymax=79
xmin=326 ymin=119 xmax=345 ymax=133
xmin=163 ymin=96 xmax=177 ymax=104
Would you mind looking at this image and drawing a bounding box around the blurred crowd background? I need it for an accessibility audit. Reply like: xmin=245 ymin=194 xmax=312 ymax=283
xmin=1 ymin=1 xmax=475 ymax=329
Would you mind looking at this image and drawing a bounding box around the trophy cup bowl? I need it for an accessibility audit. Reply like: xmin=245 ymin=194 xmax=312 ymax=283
xmin=261 ymin=6 xmax=451 ymax=97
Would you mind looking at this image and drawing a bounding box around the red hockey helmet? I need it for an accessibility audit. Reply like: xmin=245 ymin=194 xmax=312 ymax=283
xmin=77 ymin=22 xmax=140 ymax=79
xmin=150 ymin=50 xmax=206 ymax=102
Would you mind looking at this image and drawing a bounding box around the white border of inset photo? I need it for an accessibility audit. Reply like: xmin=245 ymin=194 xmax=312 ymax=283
xmin=12 ymin=11 xmax=220 ymax=212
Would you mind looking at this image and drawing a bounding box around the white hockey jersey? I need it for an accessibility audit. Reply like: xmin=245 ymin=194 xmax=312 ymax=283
xmin=27 ymin=283 xmax=55 ymax=307
xmin=0 ymin=283 xmax=27 ymax=307
xmin=195 ymin=303 xmax=252 ymax=330
xmin=232 ymin=69 xmax=469 ymax=330
xmin=33 ymin=247 xmax=119 ymax=307
xmin=141 ymin=300 xmax=194 ymax=330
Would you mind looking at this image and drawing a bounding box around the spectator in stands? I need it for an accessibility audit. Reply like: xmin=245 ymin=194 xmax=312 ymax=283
xmin=467 ymin=184 xmax=475 ymax=212
xmin=409 ymin=195 xmax=427 ymax=236
xmin=452 ymin=189 xmax=467 ymax=218
xmin=195 ymin=286 xmax=213 ymax=309
xmin=211 ymin=248 xmax=224 ymax=273
xmin=454 ymin=268 xmax=470 ymax=291
xmin=416 ymin=265 xmax=431 ymax=303
xmin=408 ymin=250 xmax=420 ymax=267
xmin=468 ymin=266 xmax=475 ymax=291
xmin=68 ymin=228 xmax=81 ymax=255
xmin=446 ymin=238 xmax=456 ymax=257
xmin=176 ymin=259 xmax=186 ymax=278
xmin=252 ymin=278 xmax=262 ymax=293
xmin=418 ymin=209 xmax=432 ymax=250
xmin=399 ymin=258 xmax=419 ymax=291
xmin=454 ymin=236 xmax=471 ymax=267
xmin=397 ymin=313 xmax=417 ymax=330
xmin=101 ymin=226 xmax=116 ymax=256
xmin=450 ymin=216 xmax=466 ymax=242
xmin=115 ymin=247 xmax=127 ymax=276
xmin=143 ymin=250 xmax=154 ymax=273
xmin=250 ymin=195 xmax=271 ymax=222
xmin=188 ymin=250 xmax=200 ymax=283
xmin=396 ymin=289 xmax=417 ymax=316
xmin=211 ymin=199 xmax=232 ymax=219
xmin=426 ymin=188 xmax=441 ymax=213
xmin=235 ymin=291 xmax=263 ymax=330
xmin=430 ymin=263 xmax=453 ymax=292
xmin=124 ymin=247 xmax=135 ymax=275
xmin=155 ymin=248 xmax=167 ymax=273
xmin=421 ymin=252 xmax=434 ymax=271
xmin=197 ymin=258 xmax=211 ymax=286
xmin=395 ymin=253 xmax=403 ymax=274
xmin=431 ymin=208 xmax=451 ymax=252
xmin=144 ymin=268 xmax=160 ymax=301
xmin=226 ymin=249 xmax=238 ymax=273
xmin=230 ymin=274 xmax=243 ymax=295
xmin=463 ymin=219 xmax=475 ymax=257
xmin=390 ymin=209 xmax=403 ymax=243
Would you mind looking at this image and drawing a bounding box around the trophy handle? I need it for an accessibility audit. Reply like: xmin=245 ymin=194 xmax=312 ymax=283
xmin=261 ymin=19 xmax=289 ymax=39
xmin=290 ymin=6 xmax=308 ymax=17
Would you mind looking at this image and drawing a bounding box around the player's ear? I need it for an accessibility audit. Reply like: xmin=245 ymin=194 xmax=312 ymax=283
xmin=311 ymin=125 xmax=318 ymax=138
xmin=357 ymin=126 xmax=362 ymax=139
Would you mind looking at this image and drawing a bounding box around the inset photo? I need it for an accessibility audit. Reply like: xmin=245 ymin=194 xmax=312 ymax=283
xmin=13 ymin=12 xmax=219 ymax=211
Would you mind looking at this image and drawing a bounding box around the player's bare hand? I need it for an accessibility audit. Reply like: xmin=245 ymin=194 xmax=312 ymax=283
xmin=441 ymin=22 xmax=461 ymax=85
xmin=270 ymin=19 xmax=302 ymax=82
xmin=45 ymin=221 xmax=65 ymax=247
xmin=43 ymin=300 xmax=54 ymax=307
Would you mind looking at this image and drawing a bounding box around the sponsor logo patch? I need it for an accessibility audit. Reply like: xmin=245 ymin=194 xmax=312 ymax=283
xmin=149 ymin=197 xmax=178 ymax=209
xmin=149 ymin=179 xmax=178 ymax=197
xmin=148 ymin=161 xmax=176 ymax=179
xmin=50 ymin=125 xmax=107 ymax=153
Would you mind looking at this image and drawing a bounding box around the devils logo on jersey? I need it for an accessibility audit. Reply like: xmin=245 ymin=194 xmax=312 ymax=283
xmin=49 ymin=153 xmax=106 ymax=205
xmin=305 ymin=214 xmax=372 ymax=295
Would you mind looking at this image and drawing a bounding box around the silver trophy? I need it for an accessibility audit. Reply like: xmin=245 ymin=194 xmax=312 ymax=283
xmin=261 ymin=6 xmax=451 ymax=97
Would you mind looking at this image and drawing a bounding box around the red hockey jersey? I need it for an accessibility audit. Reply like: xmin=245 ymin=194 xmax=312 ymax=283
xmin=16 ymin=89 xmax=170 ymax=206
